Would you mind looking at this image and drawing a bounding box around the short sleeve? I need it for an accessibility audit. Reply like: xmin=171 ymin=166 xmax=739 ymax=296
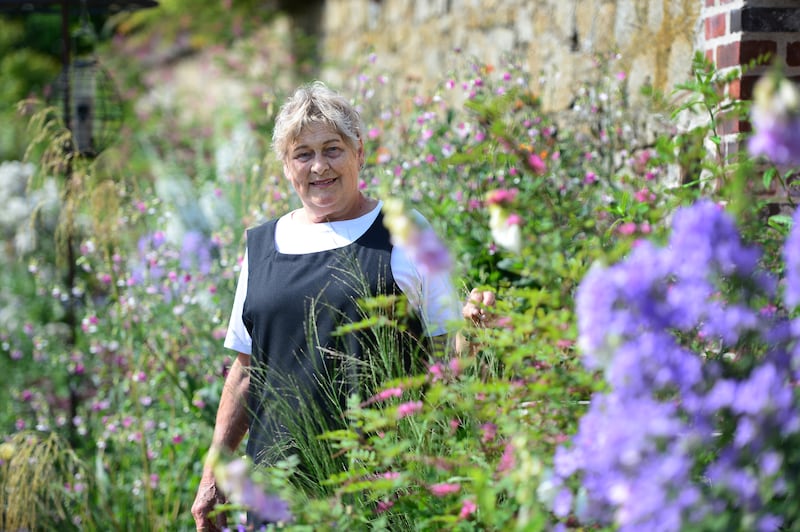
xmin=223 ymin=250 xmax=253 ymax=355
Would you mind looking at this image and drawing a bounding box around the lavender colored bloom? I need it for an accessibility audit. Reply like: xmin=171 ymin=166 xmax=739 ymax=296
xmin=748 ymin=75 xmax=800 ymax=166
xmin=405 ymin=227 xmax=452 ymax=275
xmin=783 ymin=206 xmax=800 ymax=308
xmin=217 ymin=459 xmax=293 ymax=523
xmin=756 ymin=514 xmax=783 ymax=532
xmin=180 ymin=230 xmax=214 ymax=275
xmin=554 ymin=200 xmax=800 ymax=530
xmin=667 ymin=200 xmax=760 ymax=279
xmin=552 ymin=488 xmax=572 ymax=518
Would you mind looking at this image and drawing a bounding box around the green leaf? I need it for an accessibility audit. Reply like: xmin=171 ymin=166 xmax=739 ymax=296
xmin=763 ymin=167 xmax=777 ymax=190
xmin=768 ymin=214 xmax=793 ymax=230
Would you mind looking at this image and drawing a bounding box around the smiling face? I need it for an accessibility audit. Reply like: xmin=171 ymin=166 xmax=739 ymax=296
xmin=284 ymin=122 xmax=366 ymax=223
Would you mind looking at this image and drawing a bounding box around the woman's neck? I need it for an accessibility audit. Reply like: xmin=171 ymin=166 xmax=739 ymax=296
xmin=295 ymin=196 xmax=377 ymax=224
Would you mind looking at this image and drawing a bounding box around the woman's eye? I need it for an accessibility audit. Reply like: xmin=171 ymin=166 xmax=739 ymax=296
xmin=295 ymin=152 xmax=312 ymax=161
xmin=325 ymin=147 xmax=342 ymax=156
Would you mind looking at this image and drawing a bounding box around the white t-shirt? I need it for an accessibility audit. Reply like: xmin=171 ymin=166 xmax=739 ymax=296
xmin=224 ymin=201 xmax=460 ymax=355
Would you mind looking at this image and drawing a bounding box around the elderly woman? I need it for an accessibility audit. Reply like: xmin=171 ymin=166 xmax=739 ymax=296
xmin=192 ymin=81 xmax=494 ymax=530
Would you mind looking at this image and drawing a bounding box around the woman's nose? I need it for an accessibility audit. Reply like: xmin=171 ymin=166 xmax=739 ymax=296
xmin=311 ymin=153 xmax=329 ymax=173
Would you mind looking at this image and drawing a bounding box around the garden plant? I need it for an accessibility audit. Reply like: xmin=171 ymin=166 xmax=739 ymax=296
xmin=1 ymin=8 xmax=799 ymax=530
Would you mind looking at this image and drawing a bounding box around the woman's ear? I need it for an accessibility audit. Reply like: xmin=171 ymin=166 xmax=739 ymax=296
xmin=357 ymin=137 xmax=365 ymax=167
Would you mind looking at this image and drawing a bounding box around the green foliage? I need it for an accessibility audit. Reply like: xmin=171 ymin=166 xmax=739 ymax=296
xmin=0 ymin=20 xmax=786 ymax=532
xmin=0 ymin=16 xmax=60 ymax=160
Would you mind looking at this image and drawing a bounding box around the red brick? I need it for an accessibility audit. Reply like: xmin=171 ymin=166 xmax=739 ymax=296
xmin=705 ymin=0 xmax=715 ymax=6
xmin=705 ymin=48 xmax=715 ymax=64
xmin=741 ymin=40 xmax=777 ymax=66
xmin=717 ymin=40 xmax=777 ymax=69
xmin=705 ymin=13 xmax=727 ymax=40
xmin=788 ymin=41 xmax=800 ymax=67
xmin=729 ymin=75 xmax=760 ymax=100
xmin=717 ymin=42 xmax=738 ymax=68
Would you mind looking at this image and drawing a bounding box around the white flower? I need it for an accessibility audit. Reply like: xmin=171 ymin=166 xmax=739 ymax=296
xmin=489 ymin=205 xmax=522 ymax=253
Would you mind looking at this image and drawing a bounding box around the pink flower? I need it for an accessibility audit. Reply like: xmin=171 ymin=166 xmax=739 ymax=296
xmin=459 ymin=499 xmax=477 ymax=519
xmin=497 ymin=442 xmax=515 ymax=473
xmin=495 ymin=316 xmax=513 ymax=329
xmin=634 ymin=188 xmax=655 ymax=203
xmin=447 ymin=357 xmax=463 ymax=376
xmin=396 ymin=401 xmax=423 ymax=419
xmin=506 ymin=213 xmax=522 ymax=226
xmin=429 ymin=482 xmax=461 ymax=497
xmin=584 ymin=171 xmax=597 ymax=184
xmin=616 ymin=71 xmax=627 ymax=81
xmin=485 ymin=188 xmax=519 ymax=206
xmin=381 ymin=471 xmax=400 ymax=480
xmin=526 ymin=153 xmax=546 ymax=174
xmin=376 ymin=499 xmax=395 ymax=513
xmin=617 ymin=222 xmax=637 ymax=235
xmin=365 ymin=386 xmax=404 ymax=405
xmin=429 ymin=362 xmax=444 ymax=381
xmin=481 ymin=422 xmax=497 ymax=443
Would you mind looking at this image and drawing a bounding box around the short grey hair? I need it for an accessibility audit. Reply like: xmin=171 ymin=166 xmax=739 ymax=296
xmin=271 ymin=81 xmax=363 ymax=161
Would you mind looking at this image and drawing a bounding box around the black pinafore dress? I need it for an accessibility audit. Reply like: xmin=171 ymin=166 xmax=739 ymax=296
xmin=241 ymin=212 xmax=425 ymax=468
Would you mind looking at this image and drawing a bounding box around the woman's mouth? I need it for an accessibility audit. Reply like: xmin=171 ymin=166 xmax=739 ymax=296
xmin=310 ymin=177 xmax=337 ymax=187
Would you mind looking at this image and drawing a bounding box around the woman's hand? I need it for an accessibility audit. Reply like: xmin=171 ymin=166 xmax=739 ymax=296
xmin=191 ymin=472 xmax=227 ymax=531
xmin=462 ymin=288 xmax=496 ymax=326
xmin=456 ymin=288 xmax=497 ymax=355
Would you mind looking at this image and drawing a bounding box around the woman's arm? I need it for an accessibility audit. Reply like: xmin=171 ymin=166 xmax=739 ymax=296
xmin=191 ymin=352 xmax=251 ymax=531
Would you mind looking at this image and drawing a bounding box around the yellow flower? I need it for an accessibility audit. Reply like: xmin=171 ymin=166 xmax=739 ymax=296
xmin=382 ymin=198 xmax=415 ymax=247
xmin=0 ymin=442 xmax=15 ymax=461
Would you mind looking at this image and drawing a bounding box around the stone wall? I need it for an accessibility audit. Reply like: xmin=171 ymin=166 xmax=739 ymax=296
xmin=317 ymin=0 xmax=703 ymax=111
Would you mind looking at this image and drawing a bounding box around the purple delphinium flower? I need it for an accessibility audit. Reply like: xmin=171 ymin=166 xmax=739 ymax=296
xmin=554 ymin=201 xmax=800 ymax=530
xmin=783 ymin=206 xmax=800 ymax=308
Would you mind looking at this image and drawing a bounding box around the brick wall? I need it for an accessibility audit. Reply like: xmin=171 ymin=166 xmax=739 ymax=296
xmin=702 ymin=1 xmax=800 ymax=143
